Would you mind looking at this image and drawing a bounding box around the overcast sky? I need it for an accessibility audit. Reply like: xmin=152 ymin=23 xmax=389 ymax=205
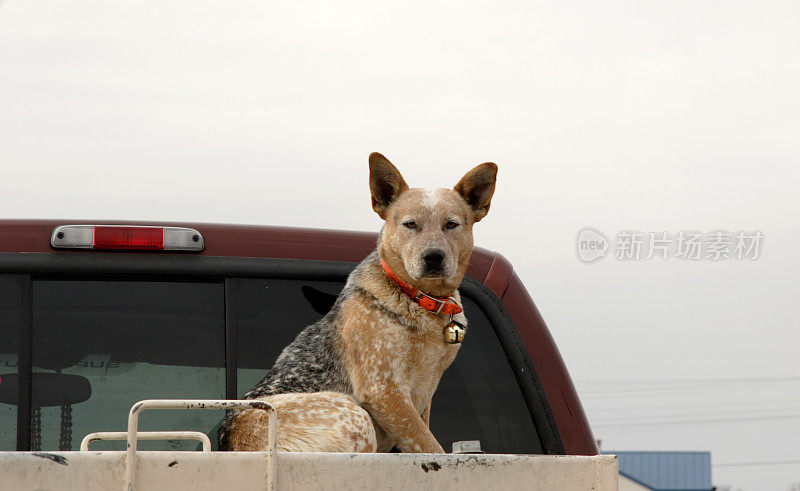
xmin=2 ymin=1 xmax=799 ymax=489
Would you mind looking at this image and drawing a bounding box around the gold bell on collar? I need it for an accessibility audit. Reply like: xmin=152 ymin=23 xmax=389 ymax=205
xmin=443 ymin=320 xmax=466 ymax=344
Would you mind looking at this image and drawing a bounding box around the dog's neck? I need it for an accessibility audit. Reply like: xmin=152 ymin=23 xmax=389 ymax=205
xmin=376 ymin=246 xmax=467 ymax=298
xmin=379 ymin=258 xmax=463 ymax=315
xmin=354 ymin=252 xmax=467 ymax=330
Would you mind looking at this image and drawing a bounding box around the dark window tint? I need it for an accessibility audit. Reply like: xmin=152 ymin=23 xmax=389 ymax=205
xmin=0 ymin=277 xmax=20 ymax=450
xmin=235 ymin=278 xmax=343 ymax=396
xmin=32 ymin=280 xmax=225 ymax=451
xmin=431 ymin=296 xmax=542 ymax=454
xmin=234 ymin=278 xmax=541 ymax=454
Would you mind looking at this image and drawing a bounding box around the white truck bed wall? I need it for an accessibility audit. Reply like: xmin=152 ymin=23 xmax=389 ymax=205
xmin=0 ymin=451 xmax=618 ymax=491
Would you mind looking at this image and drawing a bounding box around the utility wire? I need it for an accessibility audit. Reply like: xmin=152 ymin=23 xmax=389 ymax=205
xmin=714 ymin=459 xmax=800 ymax=467
xmin=580 ymin=384 xmax=800 ymax=396
xmin=589 ymin=403 xmax=800 ymax=418
xmin=585 ymin=404 xmax=799 ymax=421
xmin=593 ymin=413 xmax=800 ymax=428
xmin=577 ymin=376 xmax=800 ymax=385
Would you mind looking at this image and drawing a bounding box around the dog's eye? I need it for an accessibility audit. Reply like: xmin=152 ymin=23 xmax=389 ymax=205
xmin=403 ymin=221 xmax=417 ymax=230
xmin=445 ymin=221 xmax=459 ymax=230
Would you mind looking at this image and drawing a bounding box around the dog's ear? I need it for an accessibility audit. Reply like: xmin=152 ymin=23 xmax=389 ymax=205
xmin=301 ymin=285 xmax=338 ymax=316
xmin=369 ymin=152 xmax=409 ymax=219
xmin=454 ymin=162 xmax=498 ymax=222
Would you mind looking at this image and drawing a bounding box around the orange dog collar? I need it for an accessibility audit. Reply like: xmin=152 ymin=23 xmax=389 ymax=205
xmin=380 ymin=258 xmax=463 ymax=315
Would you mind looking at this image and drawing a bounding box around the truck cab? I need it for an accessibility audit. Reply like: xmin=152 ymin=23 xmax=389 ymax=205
xmin=0 ymin=220 xmax=608 ymax=489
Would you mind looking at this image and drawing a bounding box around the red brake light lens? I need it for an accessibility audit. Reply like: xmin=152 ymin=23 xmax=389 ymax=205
xmin=93 ymin=226 xmax=163 ymax=250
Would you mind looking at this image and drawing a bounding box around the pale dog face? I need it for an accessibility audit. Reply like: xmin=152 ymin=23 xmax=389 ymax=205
xmin=381 ymin=188 xmax=473 ymax=281
xmin=369 ymin=153 xmax=497 ymax=296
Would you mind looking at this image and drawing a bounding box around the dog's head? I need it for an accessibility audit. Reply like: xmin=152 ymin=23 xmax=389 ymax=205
xmin=370 ymin=152 xmax=497 ymax=297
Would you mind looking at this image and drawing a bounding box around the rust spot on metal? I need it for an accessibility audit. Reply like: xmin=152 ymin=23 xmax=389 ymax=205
xmin=249 ymin=401 xmax=271 ymax=411
xmin=32 ymin=453 xmax=68 ymax=466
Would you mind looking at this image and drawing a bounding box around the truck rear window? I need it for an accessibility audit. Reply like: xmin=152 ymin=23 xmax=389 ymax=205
xmin=31 ymin=279 xmax=225 ymax=451
xmin=233 ymin=278 xmax=541 ymax=454
xmin=1 ymin=272 xmax=542 ymax=454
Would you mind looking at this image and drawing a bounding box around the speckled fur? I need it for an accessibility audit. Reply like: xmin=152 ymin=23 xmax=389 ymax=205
xmin=218 ymin=153 xmax=497 ymax=453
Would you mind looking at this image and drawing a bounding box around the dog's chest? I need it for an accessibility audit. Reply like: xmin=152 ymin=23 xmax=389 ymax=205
xmin=404 ymin=319 xmax=461 ymax=412
xmin=339 ymin=290 xmax=464 ymax=415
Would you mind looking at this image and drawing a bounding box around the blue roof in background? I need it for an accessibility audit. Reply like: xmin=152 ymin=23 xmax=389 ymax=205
xmin=603 ymin=451 xmax=712 ymax=491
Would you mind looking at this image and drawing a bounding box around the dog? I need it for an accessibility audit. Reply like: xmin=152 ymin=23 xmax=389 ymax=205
xmin=218 ymin=152 xmax=497 ymax=453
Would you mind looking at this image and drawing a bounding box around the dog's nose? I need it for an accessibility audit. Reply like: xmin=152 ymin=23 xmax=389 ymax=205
xmin=422 ymin=249 xmax=445 ymax=269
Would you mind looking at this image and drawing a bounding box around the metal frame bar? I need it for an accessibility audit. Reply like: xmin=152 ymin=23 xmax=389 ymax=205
xmin=224 ymin=279 xmax=238 ymax=400
xmin=16 ymin=275 xmax=32 ymax=451
xmin=81 ymin=431 xmax=212 ymax=452
xmin=0 ymin=253 xmax=356 ymax=280
xmin=124 ymin=399 xmax=276 ymax=491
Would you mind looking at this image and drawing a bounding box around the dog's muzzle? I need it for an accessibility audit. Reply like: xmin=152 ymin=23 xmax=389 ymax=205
xmin=421 ymin=249 xmax=446 ymax=277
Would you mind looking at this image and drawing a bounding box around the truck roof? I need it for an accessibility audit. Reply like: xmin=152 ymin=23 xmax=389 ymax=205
xmin=0 ymin=219 xmax=597 ymax=455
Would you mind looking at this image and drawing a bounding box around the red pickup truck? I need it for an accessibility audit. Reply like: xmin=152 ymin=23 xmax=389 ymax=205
xmin=0 ymin=220 xmax=596 ymax=457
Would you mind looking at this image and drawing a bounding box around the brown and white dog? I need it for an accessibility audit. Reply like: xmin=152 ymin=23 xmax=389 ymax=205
xmin=218 ymin=153 xmax=497 ymax=453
